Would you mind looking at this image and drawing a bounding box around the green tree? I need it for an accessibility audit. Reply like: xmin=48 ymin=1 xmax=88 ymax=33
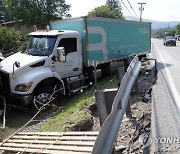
xmin=88 ymin=5 xmax=124 ymax=19
xmin=106 ymin=0 xmax=123 ymax=19
xmin=176 ymin=23 xmax=180 ymax=34
xmin=0 ymin=0 xmax=4 ymax=15
xmin=3 ymin=0 xmax=71 ymax=28
xmin=0 ymin=26 xmax=26 ymax=53
xmin=165 ymin=29 xmax=176 ymax=36
xmin=106 ymin=0 xmax=122 ymax=12
xmin=0 ymin=0 xmax=10 ymax=22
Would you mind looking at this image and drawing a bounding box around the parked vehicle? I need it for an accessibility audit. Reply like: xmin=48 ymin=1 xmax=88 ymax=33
xmin=163 ymin=36 xmax=176 ymax=46
xmin=0 ymin=17 xmax=151 ymax=106
xmin=175 ymin=34 xmax=180 ymax=41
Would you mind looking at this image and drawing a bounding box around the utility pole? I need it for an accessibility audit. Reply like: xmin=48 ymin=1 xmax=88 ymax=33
xmin=138 ymin=2 xmax=146 ymax=22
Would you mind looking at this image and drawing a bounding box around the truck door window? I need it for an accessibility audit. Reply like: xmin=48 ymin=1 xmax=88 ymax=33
xmin=58 ymin=38 xmax=77 ymax=55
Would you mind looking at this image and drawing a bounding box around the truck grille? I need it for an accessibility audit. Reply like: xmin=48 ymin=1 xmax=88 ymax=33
xmin=0 ymin=71 xmax=10 ymax=93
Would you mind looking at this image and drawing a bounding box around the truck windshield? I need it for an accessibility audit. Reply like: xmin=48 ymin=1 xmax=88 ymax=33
xmin=25 ymin=36 xmax=57 ymax=56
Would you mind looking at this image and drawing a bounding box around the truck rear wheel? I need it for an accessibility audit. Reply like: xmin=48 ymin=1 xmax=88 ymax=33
xmin=34 ymin=86 xmax=56 ymax=108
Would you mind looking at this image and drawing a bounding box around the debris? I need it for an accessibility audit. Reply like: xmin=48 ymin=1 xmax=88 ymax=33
xmin=113 ymin=60 xmax=153 ymax=154
xmin=115 ymin=145 xmax=126 ymax=153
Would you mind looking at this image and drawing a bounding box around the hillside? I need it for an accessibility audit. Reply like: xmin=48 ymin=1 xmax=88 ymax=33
xmin=125 ymin=16 xmax=179 ymax=30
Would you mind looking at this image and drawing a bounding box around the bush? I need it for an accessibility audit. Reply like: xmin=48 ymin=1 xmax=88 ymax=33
xmin=0 ymin=26 xmax=27 ymax=56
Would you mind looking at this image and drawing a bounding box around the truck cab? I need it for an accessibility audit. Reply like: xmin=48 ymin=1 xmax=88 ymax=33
xmin=0 ymin=30 xmax=85 ymax=106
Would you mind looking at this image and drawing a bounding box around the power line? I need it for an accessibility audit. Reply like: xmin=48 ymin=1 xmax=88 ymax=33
xmin=120 ymin=0 xmax=138 ymax=21
xmin=127 ymin=0 xmax=139 ymax=18
xmin=121 ymin=4 xmax=132 ymax=19
xmin=138 ymin=2 xmax=146 ymax=22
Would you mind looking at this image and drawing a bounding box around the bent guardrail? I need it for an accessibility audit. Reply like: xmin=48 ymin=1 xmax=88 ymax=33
xmin=92 ymin=56 xmax=141 ymax=154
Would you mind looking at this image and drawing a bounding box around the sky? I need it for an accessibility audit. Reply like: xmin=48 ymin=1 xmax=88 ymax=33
xmin=66 ymin=0 xmax=180 ymax=22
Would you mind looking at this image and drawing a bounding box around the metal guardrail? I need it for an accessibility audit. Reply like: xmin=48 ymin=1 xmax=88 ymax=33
xmin=92 ymin=56 xmax=141 ymax=154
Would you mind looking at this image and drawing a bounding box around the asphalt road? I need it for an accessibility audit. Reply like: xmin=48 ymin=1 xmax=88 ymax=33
xmin=150 ymin=38 xmax=180 ymax=153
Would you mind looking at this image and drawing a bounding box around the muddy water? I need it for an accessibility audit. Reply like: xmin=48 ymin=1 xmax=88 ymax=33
xmin=0 ymin=95 xmax=68 ymax=141
xmin=0 ymin=108 xmax=35 ymax=141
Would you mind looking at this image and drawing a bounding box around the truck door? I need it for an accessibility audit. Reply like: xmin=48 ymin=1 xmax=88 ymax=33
xmin=54 ymin=37 xmax=82 ymax=78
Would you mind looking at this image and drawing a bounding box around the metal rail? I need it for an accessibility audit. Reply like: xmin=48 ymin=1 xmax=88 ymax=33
xmin=92 ymin=56 xmax=141 ymax=154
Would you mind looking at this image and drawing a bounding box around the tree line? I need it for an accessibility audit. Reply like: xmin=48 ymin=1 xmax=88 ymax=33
xmin=155 ymin=24 xmax=180 ymax=38
xmin=0 ymin=0 xmax=124 ymax=29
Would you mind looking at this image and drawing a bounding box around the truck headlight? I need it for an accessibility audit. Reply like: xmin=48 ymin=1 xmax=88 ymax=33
xmin=15 ymin=82 xmax=33 ymax=92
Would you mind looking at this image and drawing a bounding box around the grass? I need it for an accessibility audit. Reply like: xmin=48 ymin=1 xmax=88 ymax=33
xmin=39 ymin=73 xmax=119 ymax=132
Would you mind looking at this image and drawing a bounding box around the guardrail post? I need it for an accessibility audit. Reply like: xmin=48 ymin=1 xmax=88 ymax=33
xmin=103 ymin=89 xmax=118 ymax=115
xmin=93 ymin=61 xmax=98 ymax=89
xmin=123 ymin=58 xmax=130 ymax=72
xmin=95 ymin=90 xmax=109 ymax=126
xmin=133 ymin=79 xmax=139 ymax=94
xmin=118 ymin=67 xmax=124 ymax=83
xmin=126 ymin=101 xmax=132 ymax=118
xmin=95 ymin=89 xmax=117 ymax=126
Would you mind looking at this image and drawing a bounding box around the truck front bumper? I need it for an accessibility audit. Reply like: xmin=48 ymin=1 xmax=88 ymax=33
xmin=10 ymin=94 xmax=33 ymax=106
xmin=8 ymin=93 xmax=33 ymax=106
xmin=0 ymin=86 xmax=33 ymax=106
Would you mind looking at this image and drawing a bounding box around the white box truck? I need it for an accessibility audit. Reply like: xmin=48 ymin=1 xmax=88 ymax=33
xmin=0 ymin=17 xmax=151 ymax=106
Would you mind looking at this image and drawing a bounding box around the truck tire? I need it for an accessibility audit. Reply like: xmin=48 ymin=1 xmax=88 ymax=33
xmin=34 ymin=86 xmax=56 ymax=107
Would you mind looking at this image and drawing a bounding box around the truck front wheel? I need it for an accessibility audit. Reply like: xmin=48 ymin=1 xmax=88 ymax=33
xmin=34 ymin=86 xmax=55 ymax=107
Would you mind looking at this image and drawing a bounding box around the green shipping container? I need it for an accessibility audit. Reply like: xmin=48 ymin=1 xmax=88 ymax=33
xmin=50 ymin=16 xmax=151 ymax=66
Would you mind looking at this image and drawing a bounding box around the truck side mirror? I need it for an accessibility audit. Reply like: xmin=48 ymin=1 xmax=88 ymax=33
xmin=14 ymin=61 xmax=20 ymax=68
xmin=57 ymin=47 xmax=66 ymax=62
